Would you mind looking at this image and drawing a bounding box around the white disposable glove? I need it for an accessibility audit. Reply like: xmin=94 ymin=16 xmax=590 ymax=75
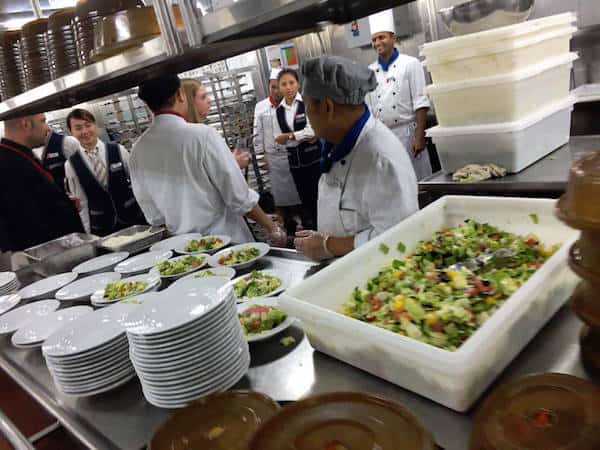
xmin=268 ymin=224 xmax=288 ymax=248
xmin=294 ymin=230 xmax=332 ymax=261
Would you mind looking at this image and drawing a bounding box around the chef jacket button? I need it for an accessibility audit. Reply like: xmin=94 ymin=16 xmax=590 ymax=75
xmin=379 ymin=109 xmax=382 ymax=112
xmin=393 ymin=92 xmax=396 ymax=95
xmin=393 ymin=65 xmax=396 ymax=68
xmin=376 ymin=69 xmax=380 ymax=72
xmin=341 ymin=160 xmax=346 ymax=165
xmin=393 ymin=106 xmax=396 ymax=109
xmin=395 ymin=119 xmax=398 ymax=123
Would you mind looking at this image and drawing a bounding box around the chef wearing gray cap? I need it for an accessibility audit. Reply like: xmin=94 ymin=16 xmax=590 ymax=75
xmin=294 ymin=55 xmax=418 ymax=261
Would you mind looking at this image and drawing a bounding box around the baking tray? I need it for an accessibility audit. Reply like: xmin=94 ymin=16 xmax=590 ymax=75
xmin=23 ymin=233 xmax=99 ymax=277
xmin=279 ymin=196 xmax=579 ymax=412
xmin=96 ymin=225 xmax=165 ymax=254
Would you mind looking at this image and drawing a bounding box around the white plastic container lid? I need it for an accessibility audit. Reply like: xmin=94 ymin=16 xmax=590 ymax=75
xmin=425 ymin=52 xmax=578 ymax=95
xmin=427 ymin=95 xmax=576 ymax=137
xmin=421 ymin=12 xmax=577 ymax=57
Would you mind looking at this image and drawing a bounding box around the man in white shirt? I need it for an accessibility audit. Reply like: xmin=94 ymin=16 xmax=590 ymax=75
xmin=130 ymin=74 xmax=286 ymax=245
xmin=64 ymin=108 xmax=145 ymax=235
xmin=365 ymin=9 xmax=432 ymax=180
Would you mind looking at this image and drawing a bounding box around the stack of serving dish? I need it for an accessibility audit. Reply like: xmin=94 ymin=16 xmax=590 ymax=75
xmin=0 ymin=30 xmax=23 ymax=99
xmin=20 ymin=18 xmax=52 ymax=90
xmin=42 ymin=301 xmax=143 ymax=396
xmin=423 ymin=12 xmax=579 ymax=173
xmin=47 ymin=8 xmax=79 ymax=79
xmin=124 ymin=278 xmax=249 ymax=408
xmin=0 ymin=294 xmax=21 ymax=317
xmin=0 ymin=272 xmax=19 ymax=295
xmin=18 ymin=272 xmax=78 ymax=302
xmin=0 ymin=300 xmax=59 ymax=336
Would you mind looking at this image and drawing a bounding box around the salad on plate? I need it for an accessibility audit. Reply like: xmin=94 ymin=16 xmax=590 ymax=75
xmin=219 ymin=247 xmax=260 ymax=266
xmin=104 ymin=280 xmax=149 ymax=301
xmin=234 ymin=271 xmax=282 ymax=299
xmin=185 ymin=237 xmax=225 ymax=253
xmin=342 ymin=220 xmax=559 ymax=351
xmin=156 ymin=255 xmax=206 ymax=277
xmin=239 ymin=305 xmax=287 ymax=336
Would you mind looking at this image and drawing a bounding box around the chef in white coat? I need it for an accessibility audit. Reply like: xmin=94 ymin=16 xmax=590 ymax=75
xmin=365 ymin=9 xmax=432 ymax=180
xmin=253 ymin=68 xmax=301 ymax=234
xmin=294 ymin=55 xmax=418 ymax=261
xmin=130 ymin=74 xmax=286 ymax=245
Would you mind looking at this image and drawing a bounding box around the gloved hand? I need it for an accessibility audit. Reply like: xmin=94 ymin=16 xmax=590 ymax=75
xmin=268 ymin=224 xmax=288 ymax=248
xmin=233 ymin=149 xmax=251 ymax=169
xmin=294 ymin=230 xmax=332 ymax=261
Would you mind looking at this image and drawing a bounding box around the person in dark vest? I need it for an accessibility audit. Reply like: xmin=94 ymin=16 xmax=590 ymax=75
xmin=40 ymin=130 xmax=80 ymax=192
xmin=64 ymin=108 xmax=145 ymax=236
xmin=0 ymin=114 xmax=83 ymax=252
xmin=273 ymin=68 xmax=321 ymax=230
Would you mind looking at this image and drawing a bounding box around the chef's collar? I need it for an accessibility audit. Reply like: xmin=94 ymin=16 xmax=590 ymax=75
xmin=269 ymin=96 xmax=280 ymax=108
xmin=1 ymin=138 xmax=34 ymax=157
xmin=154 ymin=110 xmax=187 ymax=121
xmin=280 ymin=92 xmax=302 ymax=110
xmin=321 ymin=105 xmax=370 ymax=174
xmin=378 ymin=48 xmax=399 ymax=72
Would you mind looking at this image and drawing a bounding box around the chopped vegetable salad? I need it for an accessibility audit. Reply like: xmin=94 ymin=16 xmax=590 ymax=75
xmin=239 ymin=305 xmax=287 ymax=335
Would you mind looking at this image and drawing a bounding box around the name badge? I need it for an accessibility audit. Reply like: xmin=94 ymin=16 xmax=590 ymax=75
xmin=385 ymin=76 xmax=396 ymax=84
xmin=47 ymin=152 xmax=59 ymax=158
xmin=295 ymin=113 xmax=306 ymax=121
xmin=110 ymin=162 xmax=124 ymax=172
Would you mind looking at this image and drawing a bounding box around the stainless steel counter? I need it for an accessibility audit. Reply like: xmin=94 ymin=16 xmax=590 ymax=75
xmin=419 ymin=135 xmax=600 ymax=199
xmin=0 ymin=248 xmax=591 ymax=450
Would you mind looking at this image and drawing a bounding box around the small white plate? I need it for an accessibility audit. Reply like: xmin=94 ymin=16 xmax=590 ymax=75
xmin=237 ymin=298 xmax=294 ymax=342
xmin=173 ymin=234 xmax=231 ymax=255
xmin=229 ymin=269 xmax=290 ymax=302
xmin=149 ymin=234 xmax=201 ymax=253
xmin=55 ymin=272 xmax=121 ymax=302
xmin=59 ymin=373 xmax=137 ymax=398
xmin=114 ymin=251 xmax=173 ymax=275
xmin=72 ymin=252 xmax=130 ymax=275
xmin=19 ymin=273 xmax=78 ymax=301
xmin=0 ymin=300 xmax=60 ymax=335
xmin=11 ymin=306 xmax=93 ymax=347
xmin=90 ymin=273 xmax=161 ymax=306
xmin=149 ymin=254 xmax=209 ymax=280
xmin=208 ymin=242 xmax=270 ymax=270
xmin=0 ymin=294 xmax=21 ymax=316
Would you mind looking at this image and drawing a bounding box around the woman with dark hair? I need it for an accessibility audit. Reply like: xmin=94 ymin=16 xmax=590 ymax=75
xmin=272 ymin=68 xmax=321 ymax=230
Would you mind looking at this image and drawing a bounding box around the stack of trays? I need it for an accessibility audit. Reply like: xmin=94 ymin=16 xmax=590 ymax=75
xmin=124 ymin=278 xmax=250 ymax=408
xmin=422 ymin=12 xmax=579 ymax=173
xmin=0 ymin=272 xmax=19 ymax=295
xmin=47 ymin=8 xmax=79 ymax=79
xmin=42 ymin=301 xmax=142 ymax=396
xmin=0 ymin=30 xmax=23 ymax=99
xmin=20 ymin=18 xmax=52 ymax=90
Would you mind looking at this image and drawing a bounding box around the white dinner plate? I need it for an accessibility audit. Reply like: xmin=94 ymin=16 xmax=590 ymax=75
xmin=11 ymin=306 xmax=93 ymax=347
xmin=149 ymin=234 xmax=200 ymax=253
xmin=0 ymin=294 xmax=21 ymax=316
xmin=169 ymin=267 xmax=236 ymax=289
xmin=59 ymin=373 xmax=137 ymax=398
xmin=114 ymin=251 xmax=173 ymax=275
xmin=237 ymin=297 xmax=294 ymax=342
xmin=43 ymin=300 xmax=141 ymax=357
xmin=173 ymin=234 xmax=231 ymax=255
xmin=45 ymin=338 xmax=129 ymax=367
xmin=90 ymin=273 xmax=161 ymax=306
xmin=47 ymin=349 xmax=131 ymax=374
xmin=55 ymin=272 xmax=121 ymax=302
xmin=228 ymin=269 xmax=290 ymax=302
xmin=72 ymin=252 xmax=130 ymax=275
xmin=124 ymin=278 xmax=233 ymax=336
xmin=149 ymin=254 xmax=209 ymax=280
xmin=208 ymin=242 xmax=270 ymax=270
xmin=19 ymin=273 xmax=78 ymax=301
xmin=0 ymin=300 xmax=60 ymax=335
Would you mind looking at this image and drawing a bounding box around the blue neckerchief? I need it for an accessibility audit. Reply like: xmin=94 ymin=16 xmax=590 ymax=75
xmin=378 ymin=48 xmax=399 ymax=72
xmin=321 ymin=106 xmax=371 ymax=174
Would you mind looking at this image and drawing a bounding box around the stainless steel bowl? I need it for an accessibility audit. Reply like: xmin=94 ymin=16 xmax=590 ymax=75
xmin=439 ymin=0 xmax=535 ymax=36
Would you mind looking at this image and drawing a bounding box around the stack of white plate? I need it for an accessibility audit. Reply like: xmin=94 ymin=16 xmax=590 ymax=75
xmin=0 ymin=272 xmax=18 ymax=295
xmin=0 ymin=300 xmax=60 ymax=336
xmin=124 ymin=278 xmax=249 ymax=408
xmin=72 ymin=252 xmax=130 ymax=275
xmin=19 ymin=273 xmax=78 ymax=301
xmin=0 ymin=294 xmax=21 ymax=317
xmin=41 ymin=297 xmax=155 ymax=396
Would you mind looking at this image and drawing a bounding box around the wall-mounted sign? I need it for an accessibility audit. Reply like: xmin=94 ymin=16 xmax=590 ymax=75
xmin=265 ymin=43 xmax=299 ymax=70
xmin=345 ymin=17 xmax=373 ymax=48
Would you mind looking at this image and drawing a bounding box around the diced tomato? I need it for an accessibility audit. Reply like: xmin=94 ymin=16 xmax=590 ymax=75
xmin=466 ymin=287 xmax=479 ymax=298
xmin=366 ymin=316 xmax=376 ymax=322
xmin=245 ymin=306 xmax=271 ymax=316
xmin=251 ymin=320 xmax=261 ymax=330
xmin=370 ymin=297 xmax=382 ymax=312
xmin=525 ymin=238 xmax=539 ymax=247
xmin=444 ymin=232 xmax=454 ymax=237
xmin=426 ymin=273 xmax=440 ymax=282
xmin=430 ymin=322 xmax=444 ymax=333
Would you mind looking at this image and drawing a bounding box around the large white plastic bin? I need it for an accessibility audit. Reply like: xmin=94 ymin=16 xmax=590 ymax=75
xmin=427 ymin=52 xmax=577 ymax=127
xmin=422 ymin=13 xmax=577 ymax=84
xmin=279 ymin=197 xmax=578 ymax=412
xmin=427 ymin=96 xmax=574 ymax=173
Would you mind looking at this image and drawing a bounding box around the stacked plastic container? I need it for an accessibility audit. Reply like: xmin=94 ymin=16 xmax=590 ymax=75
xmin=422 ymin=13 xmax=578 ymax=173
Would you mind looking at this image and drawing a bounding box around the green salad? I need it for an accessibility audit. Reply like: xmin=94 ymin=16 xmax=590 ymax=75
xmin=342 ymin=220 xmax=559 ymax=351
xmin=219 ymin=247 xmax=260 ymax=266
xmin=104 ymin=280 xmax=148 ymax=300
xmin=196 ymin=270 xmax=219 ymax=278
xmin=234 ymin=271 xmax=282 ymax=298
xmin=239 ymin=305 xmax=287 ymax=335
xmin=185 ymin=237 xmax=224 ymax=253
xmin=156 ymin=255 xmax=205 ymax=277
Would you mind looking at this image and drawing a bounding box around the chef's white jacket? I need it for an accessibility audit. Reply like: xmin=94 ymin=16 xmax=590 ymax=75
xmin=318 ymin=116 xmax=418 ymax=248
xmin=129 ymin=114 xmax=258 ymax=243
xmin=365 ymin=52 xmax=430 ymax=129
xmin=64 ymin=138 xmax=131 ymax=233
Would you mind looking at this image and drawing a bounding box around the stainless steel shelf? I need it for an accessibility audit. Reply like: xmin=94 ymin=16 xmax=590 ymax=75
xmin=0 ymin=0 xmax=414 ymax=120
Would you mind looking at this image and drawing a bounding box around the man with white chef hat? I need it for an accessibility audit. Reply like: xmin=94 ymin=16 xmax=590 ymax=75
xmin=365 ymin=9 xmax=432 ymax=180
xmin=294 ymin=55 xmax=418 ymax=261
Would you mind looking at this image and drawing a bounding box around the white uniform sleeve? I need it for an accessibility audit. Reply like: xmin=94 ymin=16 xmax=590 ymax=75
xmin=354 ymin=154 xmax=418 ymax=248
xmin=253 ymin=104 xmax=264 ymax=154
xmin=408 ymin=58 xmax=430 ymax=111
xmin=62 ymin=136 xmax=80 ymax=159
xmin=202 ymin=128 xmax=259 ymax=216
xmin=64 ymin=160 xmax=90 ymax=234
xmin=293 ymin=111 xmax=315 ymax=143
xmin=129 ymin=153 xmax=166 ymax=227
